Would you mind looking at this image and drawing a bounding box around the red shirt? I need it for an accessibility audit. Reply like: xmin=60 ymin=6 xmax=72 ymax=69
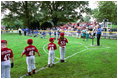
xmin=1 ymin=48 xmax=13 ymax=61
xmin=22 ymin=45 xmax=38 ymax=56
xmin=58 ymin=38 xmax=68 ymax=46
xmin=48 ymin=43 xmax=57 ymax=50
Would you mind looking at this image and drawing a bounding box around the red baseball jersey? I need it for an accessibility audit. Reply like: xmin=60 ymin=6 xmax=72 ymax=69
xmin=48 ymin=43 xmax=57 ymax=50
xmin=1 ymin=48 xmax=13 ymax=61
xmin=58 ymin=38 xmax=68 ymax=46
xmin=22 ymin=45 xmax=38 ymax=56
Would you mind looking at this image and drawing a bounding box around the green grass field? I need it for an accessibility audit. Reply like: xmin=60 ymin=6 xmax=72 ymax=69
xmin=1 ymin=33 xmax=117 ymax=78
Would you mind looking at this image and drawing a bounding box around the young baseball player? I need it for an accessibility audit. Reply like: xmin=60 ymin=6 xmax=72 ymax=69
xmin=42 ymin=31 xmax=46 ymax=38
xmin=54 ymin=31 xmax=56 ymax=39
xmin=58 ymin=33 xmax=68 ymax=62
xmin=57 ymin=30 xmax=60 ymax=39
xmin=85 ymin=29 xmax=89 ymax=41
xmin=81 ymin=29 xmax=86 ymax=41
xmin=76 ymin=28 xmax=81 ymax=38
xmin=47 ymin=38 xmax=57 ymax=67
xmin=21 ymin=39 xmax=41 ymax=76
xmin=1 ymin=40 xmax=14 ymax=78
xmin=48 ymin=31 xmax=52 ymax=38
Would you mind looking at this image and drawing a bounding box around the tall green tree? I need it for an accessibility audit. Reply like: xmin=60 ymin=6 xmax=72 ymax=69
xmin=1 ymin=1 xmax=91 ymax=28
xmin=92 ymin=1 xmax=117 ymax=24
xmin=83 ymin=15 xmax=91 ymax=22
xmin=39 ymin=1 xmax=91 ymax=25
xmin=1 ymin=1 xmax=41 ymax=28
xmin=1 ymin=14 xmax=23 ymax=29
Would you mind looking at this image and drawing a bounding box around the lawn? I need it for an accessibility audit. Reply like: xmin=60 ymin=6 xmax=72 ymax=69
xmin=1 ymin=33 xmax=117 ymax=78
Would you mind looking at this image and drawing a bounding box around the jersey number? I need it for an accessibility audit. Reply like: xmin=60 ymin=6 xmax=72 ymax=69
xmin=29 ymin=51 xmax=34 ymax=56
xmin=61 ymin=41 xmax=65 ymax=45
xmin=4 ymin=54 xmax=10 ymax=61
xmin=50 ymin=47 xmax=54 ymax=50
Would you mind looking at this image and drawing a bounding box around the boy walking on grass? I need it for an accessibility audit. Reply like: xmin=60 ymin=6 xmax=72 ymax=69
xmin=47 ymin=38 xmax=57 ymax=67
xmin=21 ymin=39 xmax=41 ymax=76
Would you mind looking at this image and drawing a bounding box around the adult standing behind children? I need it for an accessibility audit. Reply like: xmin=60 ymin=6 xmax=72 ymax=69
xmin=57 ymin=30 xmax=60 ymax=39
xmin=48 ymin=31 xmax=52 ymax=38
xmin=76 ymin=27 xmax=81 ymax=38
xmin=58 ymin=33 xmax=68 ymax=62
xmin=81 ymin=29 xmax=86 ymax=41
xmin=85 ymin=28 xmax=89 ymax=41
xmin=54 ymin=31 xmax=56 ymax=39
xmin=96 ymin=25 xmax=102 ymax=46
xmin=18 ymin=28 xmax=22 ymax=35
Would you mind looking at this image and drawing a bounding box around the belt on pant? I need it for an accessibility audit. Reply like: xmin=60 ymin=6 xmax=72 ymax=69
xmin=1 ymin=60 xmax=10 ymax=62
xmin=27 ymin=55 xmax=34 ymax=57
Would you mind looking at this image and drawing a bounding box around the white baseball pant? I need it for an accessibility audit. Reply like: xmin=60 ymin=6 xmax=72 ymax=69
xmin=26 ymin=56 xmax=36 ymax=72
xmin=48 ymin=50 xmax=55 ymax=65
xmin=76 ymin=33 xmax=81 ymax=38
xmin=1 ymin=60 xmax=11 ymax=78
xmin=60 ymin=46 xmax=66 ymax=60
xmin=76 ymin=33 xmax=78 ymax=37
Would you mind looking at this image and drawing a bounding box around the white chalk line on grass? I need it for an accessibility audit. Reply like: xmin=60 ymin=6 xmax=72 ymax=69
xmin=65 ymin=47 xmax=110 ymax=60
xmin=65 ymin=49 xmax=87 ymax=59
xmin=20 ymin=43 xmax=110 ymax=78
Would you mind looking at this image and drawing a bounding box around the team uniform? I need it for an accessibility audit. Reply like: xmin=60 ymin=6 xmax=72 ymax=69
xmin=47 ymin=38 xmax=57 ymax=67
xmin=81 ymin=29 xmax=86 ymax=41
xmin=1 ymin=40 xmax=14 ymax=78
xmin=42 ymin=32 xmax=46 ymax=38
xmin=82 ymin=29 xmax=86 ymax=38
xmin=54 ymin=31 xmax=56 ymax=39
xmin=86 ymin=30 xmax=89 ymax=41
xmin=49 ymin=31 xmax=52 ymax=38
xmin=22 ymin=39 xmax=40 ymax=75
xmin=57 ymin=31 xmax=60 ymax=39
xmin=58 ymin=33 xmax=68 ymax=62
xmin=76 ymin=29 xmax=81 ymax=38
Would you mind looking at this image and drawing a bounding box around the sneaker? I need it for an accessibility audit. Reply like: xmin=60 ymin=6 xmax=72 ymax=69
xmin=47 ymin=64 xmax=51 ymax=67
xmin=52 ymin=64 xmax=55 ymax=66
xmin=60 ymin=60 xmax=64 ymax=63
xmin=32 ymin=69 xmax=36 ymax=74
xmin=26 ymin=72 xmax=31 ymax=76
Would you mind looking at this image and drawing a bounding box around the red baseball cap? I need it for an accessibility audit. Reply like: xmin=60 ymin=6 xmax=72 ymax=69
xmin=27 ymin=39 xmax=33 ymax=44
xmin=49 ymin=38 xmax=54 ymax=42
xmin=60 ymin=33 xmax=64 ymax=36
xmin=1 ymin=40 xmax=7 ymax=43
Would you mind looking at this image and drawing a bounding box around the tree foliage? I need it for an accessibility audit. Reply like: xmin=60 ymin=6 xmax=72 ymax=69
xmin=83 ymin=15 xmax=91 ymax=22
xmin=1 ymin=1 xmax=91 ymax=28
xmin=92 ymin=1 xmax=117 ymax=24
xmin=1 ymin=1 xmax=41 ymax=28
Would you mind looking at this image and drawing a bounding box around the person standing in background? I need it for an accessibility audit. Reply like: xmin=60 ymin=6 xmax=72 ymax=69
xmin=85 ymin=28 xmax=89 ymax=41
xmin=96 ymin=25 xmax=102 ymax=46
xmin=18 ymin=28 xmax=22 ymax=35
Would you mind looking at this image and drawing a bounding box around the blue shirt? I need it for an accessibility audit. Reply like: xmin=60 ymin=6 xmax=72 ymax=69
xmin=25 ymin=28 xmax=29 ymax=32
xmin=97 ymin=28 xmax=102 ymax=34
xmin=49 ymin=32 xmax=51 ymax=35
xmin=42 ymin=32 xmax=46 ymax=35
